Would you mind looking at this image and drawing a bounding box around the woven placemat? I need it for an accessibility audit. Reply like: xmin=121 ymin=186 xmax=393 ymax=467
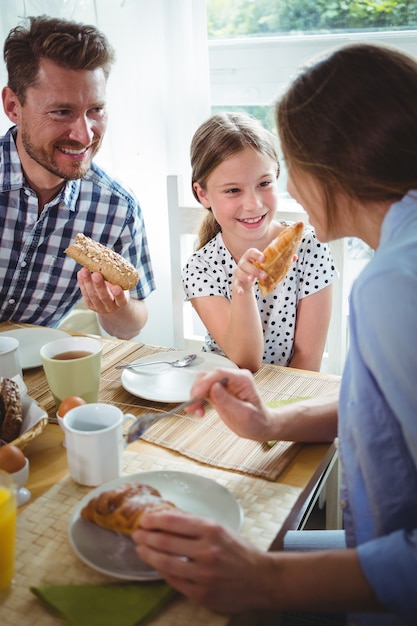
xmin=2 ymin=451 xmax=301 ymax=626
xmin=139 ymin=367 xmax=340 ymax=481
xmin=17 ymin=329 xmax=341 ymax=483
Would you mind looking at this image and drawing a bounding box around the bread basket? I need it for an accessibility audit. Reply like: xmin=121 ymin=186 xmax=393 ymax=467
xmin=2 ymin=393 xmax=49 ymax=450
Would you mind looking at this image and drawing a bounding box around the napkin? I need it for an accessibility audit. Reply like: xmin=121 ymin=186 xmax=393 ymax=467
xmin=31 ymin=581 xmax=177 ymax=626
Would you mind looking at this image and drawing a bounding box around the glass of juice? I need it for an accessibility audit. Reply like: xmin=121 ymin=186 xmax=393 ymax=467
xmin=0 ymin=470 xmax=17 ymax=592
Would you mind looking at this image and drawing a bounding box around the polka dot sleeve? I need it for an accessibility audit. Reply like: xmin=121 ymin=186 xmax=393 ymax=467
xmin=182 ymin=234 xmax=235 ymax=301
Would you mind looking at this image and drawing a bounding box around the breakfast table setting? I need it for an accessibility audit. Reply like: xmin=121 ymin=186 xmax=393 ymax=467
xmin=0 ymin=321 xmax=341 ymax=626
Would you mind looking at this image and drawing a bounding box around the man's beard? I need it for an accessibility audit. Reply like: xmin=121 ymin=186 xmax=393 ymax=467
xmin=20 ymin=125 xmax=100 ymax=180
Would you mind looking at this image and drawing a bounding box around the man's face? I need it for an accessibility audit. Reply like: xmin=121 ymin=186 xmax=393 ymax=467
xmin=13 ymin=58 xmax=108 ymax=182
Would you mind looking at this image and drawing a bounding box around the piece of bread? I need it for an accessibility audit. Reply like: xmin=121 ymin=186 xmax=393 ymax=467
xmin=0 ymin=378 xmax=23 ymax=443
xmin=254 ymin=222 xmax=304 ymax=296
xmin=80 ymin=483 xmax=177 ymax=535
xmin=65 ymin=233 xmax=139 ymax=290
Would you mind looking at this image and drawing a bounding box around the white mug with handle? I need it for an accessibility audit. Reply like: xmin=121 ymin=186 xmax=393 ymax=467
xmin=0 ymin=336 xmax=26 ymax=395
xmin=63 ymin=403 xmax=134 ymax=486
xmin=0 ymin=336 xmax=22 ymax=379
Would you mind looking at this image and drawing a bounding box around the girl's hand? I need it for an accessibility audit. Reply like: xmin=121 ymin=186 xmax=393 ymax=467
xmin=233 ymin=248 xmax=267 ymax=295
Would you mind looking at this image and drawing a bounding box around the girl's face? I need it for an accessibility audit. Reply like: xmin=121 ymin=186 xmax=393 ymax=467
xmin=194 ymin=147 xmax=278 ymax=244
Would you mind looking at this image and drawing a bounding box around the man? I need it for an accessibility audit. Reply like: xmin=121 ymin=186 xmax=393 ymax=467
xmin=0 ymin=16 xmax=155 ymax=339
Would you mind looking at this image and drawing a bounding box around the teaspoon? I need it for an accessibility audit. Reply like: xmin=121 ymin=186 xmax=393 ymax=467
xmin=116 ymin=353 xmax=197 ymax=371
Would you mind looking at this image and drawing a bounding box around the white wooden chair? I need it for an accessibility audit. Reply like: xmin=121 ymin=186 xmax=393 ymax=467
xmin=57 ymin=299 xmax=103 ymax=336
xmin=167 ymin=174 xmax=205 ymax=350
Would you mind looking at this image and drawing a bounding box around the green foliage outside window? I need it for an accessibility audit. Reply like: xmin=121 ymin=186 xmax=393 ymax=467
xmin=207 ymin=0 xmax=417 ymax=37
xmin=211 ymin=105 xmax=276 ymax=134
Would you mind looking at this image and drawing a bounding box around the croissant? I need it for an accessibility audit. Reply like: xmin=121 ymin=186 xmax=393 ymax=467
xmin=80 ymin=483 xmax=177 ymax=535
xmin=254 ymin=221 xmax=304 ymax=296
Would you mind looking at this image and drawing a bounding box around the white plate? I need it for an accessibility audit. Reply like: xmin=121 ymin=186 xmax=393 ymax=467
xmin=121 ymin=350 xmax=239 ymax=402
xmin=0 ymin=328 xmax=69 ymax=369
xmin=68 ymin=470 xmax=243 ymax=581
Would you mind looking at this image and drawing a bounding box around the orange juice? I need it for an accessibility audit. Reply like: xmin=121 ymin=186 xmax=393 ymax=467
xmin=0 ymin=475 xmax=17 ymax=591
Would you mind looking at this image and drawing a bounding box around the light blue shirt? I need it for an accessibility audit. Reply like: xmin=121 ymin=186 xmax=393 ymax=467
xmin=339 ymin=191 xmax=417 ymax=625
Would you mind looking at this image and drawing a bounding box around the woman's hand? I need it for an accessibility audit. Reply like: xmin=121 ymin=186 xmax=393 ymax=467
xmin=132 ymin=509 xmax=268 ymax=614
xmin=186 ymin=368 xmax=339 ymax=443
xmin=185 ymin=368 xmax=273 ymax=441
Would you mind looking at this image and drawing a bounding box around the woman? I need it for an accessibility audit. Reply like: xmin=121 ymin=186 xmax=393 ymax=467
xmin=133 ymin=43 xmax=417 ymax=625
xmin=182 ymin=112 xmax=337 ymax=372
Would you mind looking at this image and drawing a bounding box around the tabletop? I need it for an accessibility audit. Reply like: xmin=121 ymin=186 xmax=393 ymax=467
xmin=0 ymin=321 xmax=341 ymax=625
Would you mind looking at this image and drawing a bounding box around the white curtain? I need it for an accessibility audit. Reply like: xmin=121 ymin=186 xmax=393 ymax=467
xmin=0 ymin=0 xmax=211 ymax=346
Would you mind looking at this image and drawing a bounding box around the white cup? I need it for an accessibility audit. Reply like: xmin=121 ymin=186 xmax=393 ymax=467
xmin=0 ymin=336 xmax=23 ymax=380
xmin=63 ymin=403 xmax=133 ymax=486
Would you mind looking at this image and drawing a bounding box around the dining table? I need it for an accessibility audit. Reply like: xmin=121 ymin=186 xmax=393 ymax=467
xmin=0 ymin=321 xmax=341 ymax=626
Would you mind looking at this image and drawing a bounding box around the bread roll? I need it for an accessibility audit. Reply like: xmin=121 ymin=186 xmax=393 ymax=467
xmin=65 ymin=233 xmax=139 ymax=290
xmin=0 ymin=378 xmax=23 ymax=443
xmin=254 ymin=222 xmax=304 ymax=296
xmin=80 ymin=483 xmax=177 ymax=535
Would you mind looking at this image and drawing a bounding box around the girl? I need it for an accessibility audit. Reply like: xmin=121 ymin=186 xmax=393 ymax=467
xmin=182 ymin=112 xmax=337 ymax=371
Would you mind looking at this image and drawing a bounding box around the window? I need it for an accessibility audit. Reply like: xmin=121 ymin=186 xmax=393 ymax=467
xmin=205 ymin=1 xmax=416 ymax=373
xmin=207 ymin=0 xmax=417 ymax=38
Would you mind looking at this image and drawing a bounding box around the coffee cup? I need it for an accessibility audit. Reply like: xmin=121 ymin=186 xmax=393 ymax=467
xmin=40 ymin=336 xmax=102 ymax=409
xmin=63 ymin=403 xmax=134 ymax=486
xmin=0 ymin=336 xmax=23 ymax=380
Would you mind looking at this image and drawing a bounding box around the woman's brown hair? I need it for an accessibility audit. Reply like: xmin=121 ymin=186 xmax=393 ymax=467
xmin=191 ymin=111 xmax=280 ymax=249
xmin=276 ymin=43 xmax=417 ymax=232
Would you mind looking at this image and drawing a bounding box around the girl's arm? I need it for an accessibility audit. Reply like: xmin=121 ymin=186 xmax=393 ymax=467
xmin=191 ymin=247 xmax=267 ymax=371
xmin=289 ymin=284 xmax=333 ymax=371
xmin=191 ymin=290 xmax=263 ymax=371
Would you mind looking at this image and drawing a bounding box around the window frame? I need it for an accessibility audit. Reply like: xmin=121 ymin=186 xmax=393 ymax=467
xmin=208 ymin=29 xmax=417 ymax=107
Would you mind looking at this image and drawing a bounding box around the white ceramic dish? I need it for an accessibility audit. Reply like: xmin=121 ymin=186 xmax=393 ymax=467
xmin=69 ymin=470 xmax=243 ymax=581
xmin=0 ymin=328 xmax=69 ymax=369
xmin=120 ymin=350 xmax=239 ymax=402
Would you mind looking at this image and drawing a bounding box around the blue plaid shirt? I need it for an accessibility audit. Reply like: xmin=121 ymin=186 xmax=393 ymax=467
xmin=0 ymin=127 xmax=155 ymax=328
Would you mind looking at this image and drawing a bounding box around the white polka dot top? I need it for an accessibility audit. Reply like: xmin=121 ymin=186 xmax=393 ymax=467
xmin=182 ymin=222 xmax=338 ymax=366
